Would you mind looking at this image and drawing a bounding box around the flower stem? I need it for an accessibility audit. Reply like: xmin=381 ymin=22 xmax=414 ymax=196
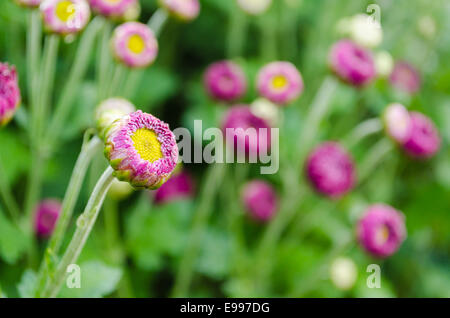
xmin=34 ymin=135 xmax=102 ymax=297
xmin=26 ymin=9 xmax=41 ymax=128
xmin=296 ymin=75 xmax=339 ymax=164
xmin=41 ymin=166 xmax=115 ymax=298
xmin=147 ymin=8 xmax=169 ymax=37
xmin=227 ymin=5 xmax=247 ymax=58
xmin=97 ymin=20 xmax=113 ymax=101
xmin=0 ymin=159 xmax=20 ymax=222
xmin=358 ymin=138 xmax=394 ymax=182
xmin=46 ymin=17 xmax=104 ymax=150
xmin=24 ymin=34 xmax=60 ymax=230
xmin=171 ymin=163 xmax=227 ymax=297
xmin=343 ymin=118 xmax=383 ymax=149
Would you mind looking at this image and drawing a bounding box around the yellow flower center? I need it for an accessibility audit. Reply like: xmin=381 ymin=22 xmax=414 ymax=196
xmin=128 ymin=34 xmax=145 ymax=54
xmin=55 ymin=0 xmax=76 ymax=22
xmin=131 ymin=128 xmax=164 ymax=163
xmin=375 ymin=225 xmax=390 ymax=246
xmin=106 ymin=0 xmax=120 ymax=3
xmin=272 ymin=75 xmax=288 ymax=89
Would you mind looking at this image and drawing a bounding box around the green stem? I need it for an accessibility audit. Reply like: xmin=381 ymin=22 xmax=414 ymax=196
xmin=358 ymin=138 xmax=394 ymax=182
xmin=0 ymin=159 xmax=20 ymax=221
xmin=41 ymin=166 xmax=115 ymax=298
xmin=227 ymin=6 xmax=247 ymax=58
xmin=24 ymin=35 xmax=60 ymax=230
xmin=46 ymin=17 xmax=104 ymax=150
xmin=343 ymin=118 xmax=383 ymax=149
xmin=147 ymin=8 xmax=169 ymax=37
xmin=108 ymin=64 xmax=126 ymax=98
xmin=34 ymin=135 xmax=102 ymax=297
xmin=26 ymin=9 xmax=41 ymax=131
xmin=97 ymin=20 xmax=113 ymax=101
xmin=171 ymin=163 xmax=227 ymax=297
xmin=296 ymin=76 xmax=339 ymax=164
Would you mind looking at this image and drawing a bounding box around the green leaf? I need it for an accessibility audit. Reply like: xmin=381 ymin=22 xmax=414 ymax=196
xmin=17 ymin=269 xmax=37 ymax=298
xmin=0 ymin=211 xmax=29 ymax=264
xmin=58 ymin=260 xmax=122 ymax=298
xmin=196 ymin=228 xmax=231 ymax=279
xmin=125 ymin=197 xmax=192 ymax=271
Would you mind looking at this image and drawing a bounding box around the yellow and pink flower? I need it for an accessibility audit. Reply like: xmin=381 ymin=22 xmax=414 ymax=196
xmin=256 ymin=61 xmax=304 ymax=105
xmin=104 ymin=110 xmax=178 ymax=189
xmin=40 ymin=0 xmax=91 ymax=35
xmin=111 ymin=22 xmax=158 ymax=68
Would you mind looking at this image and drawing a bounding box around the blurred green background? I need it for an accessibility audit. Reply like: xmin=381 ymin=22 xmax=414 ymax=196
xmin=0 ymin=0 xmax=449 ymax=298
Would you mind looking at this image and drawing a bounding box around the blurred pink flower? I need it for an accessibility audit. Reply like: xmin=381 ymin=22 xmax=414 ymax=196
xmin=357 ymin=204 xmax=406 ymax=258
xmin=306 ymin=142 xmax=356 ymax=198
xmin=204 ymin=60 xmax=247 ymax=102
xmin=0 ymin=63 xmax=21 ymax=126
xmin=242 ymin=180 xmax=278 ymax=222
xmin=154 ymin=171 xmax=195 ymax=204
xmin=403 ymin=111 xmax=440 ymax=158
xmin=34 ymin=199 xmax=62 ymax=238
xmin=329 ymin=39 xmax=376 ymax=87
xmin=389 ymin=61 xmax=421 ymax=94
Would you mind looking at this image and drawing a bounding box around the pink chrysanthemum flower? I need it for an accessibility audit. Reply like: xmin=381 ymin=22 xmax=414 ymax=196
xmin=222 ymin=105 xmax=271 ymax=158
xmin=104 ymin=110 xmax=178 ymax=189
xmin=95 ymin=97 xmax=136 ymax=140
xmin=88 ymin=0 xmax=139 ymax=21
xmin=0 ymin=63 xmax=21 ymax=127
xmin=383 ymin=103 xmax=412 ymax=144
xmin=256 ymin=61 xmax=304 ymax=105
xmin=204 ymin=60 xmax=247 ymax=102
xmin=328 ymin=39 xmax=376 ymax=87
xmin=154 ymin=171 xmax=195 ymax=204
xmin=34 ymin=199 xmax=62 ymax=238
xmin=242 ymin=180 xmax=278 ymax=222
xmin=402 ymin=112 xmax=440 ymax=158
xmin=40 ymin=0 xmax=91 ymax=35
xmin=389 ymin=61 xmax=421 ymax=94
xmin=357 ymin=204 xmax=406 ymax=258
xmin=111 ymin=22 xmax=158 ymax=68
xmin=158 ymin=0 xmax=200 ymax=22
xmin=305 ymin=142 xmax=356 ymax=198
xmin=236 ymin=0 xmax=272 ymax=15
xmin=15 ymin=0 xmax=42 ymax=7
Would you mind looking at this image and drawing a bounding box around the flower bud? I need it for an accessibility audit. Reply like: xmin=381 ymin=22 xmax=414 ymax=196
xmin=374 ymin=50 xmax=394 ymax=78
xmin=329 ymin=39 xmax=376 ymax=87
xmin=88 ymin=0 xmax=140 ymax=21
xmin=154 ymin=171 xmax=195 ymax=204
xmin=329 ymin=257 xmax=357 ymax=291
xmin=250 ymin=98 xmax=281 ymax=127
xmin=34 ymin=199 xmax=62 ymax=238
xmin=0 ymin=63 xmax=21 ymax=126
xmin=403 ymin=112 xmax=440 ymax=158
xmin=222 ymin=105 xmax=272 ymax=158
xmin=204 ymin=60 xmax=247 ymax=102
xmin=158 ymin=0 xmax=200 ymax=22
xmin=242 ymin=180 xmax=278 ymax=222
xmin=383 ymin=103 xmax=412 ymax=144
xmin=389 ymin=61 xmax=421 ymax=94
xmin=107 ymin=178 xmax=134 ymax=200
xmin=338 ymin=14 xmax=383 ymax=49
xmin=357 ymin=204 xmax=406 ymax=258
xmin=305 ymin=142 xmax=356 ymax=198
xmin=95 ymin=97 xmax=136 ymax=140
